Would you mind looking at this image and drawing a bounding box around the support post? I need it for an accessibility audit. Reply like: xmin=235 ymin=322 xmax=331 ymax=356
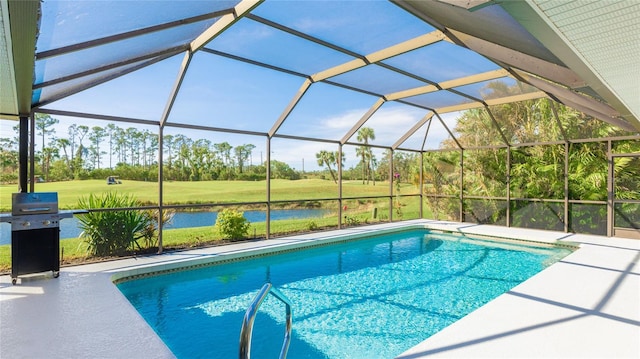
xmin=419 ymin=151 xmax=424 ymax=218
xmin=157 ymin=125 xmax=164 ymax=254
xmin=29 ymin=114 xmax=35 ymax=192
xmin=338 ymin=143 xmax=343 ymax=229
xmin=459 ymin=149 xmax=464 ymax=222
xmin=389 ymin=149 xmax=394 ymax=222
xmin=564 ymin=142 xmax=569 ymax=233
xmin=506 ymin=146 xmax=511 ymax=227
xmin=607 ymin=140 xmax=613 ymax=237
xmin=18 ymin=116 xmax=28 ymax=193
xmin=266 ymin=136 xmax=271 ymax=239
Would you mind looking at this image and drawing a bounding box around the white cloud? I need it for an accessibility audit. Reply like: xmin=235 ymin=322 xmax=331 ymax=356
xmin=350 ymin=105 xmax=427 ymax=145
xmin=424 ymin=111 xmax=461 ymax=149
xmin=321 ymin=109 xmax=366 ymax=130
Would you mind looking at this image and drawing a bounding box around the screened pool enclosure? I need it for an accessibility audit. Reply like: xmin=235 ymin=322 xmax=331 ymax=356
xmin=1 ymin=0 xmax=639 ymax=253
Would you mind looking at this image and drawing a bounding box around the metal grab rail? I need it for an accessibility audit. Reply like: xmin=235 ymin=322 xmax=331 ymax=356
xmin=239 ymin=283 xmax=293 ymax=359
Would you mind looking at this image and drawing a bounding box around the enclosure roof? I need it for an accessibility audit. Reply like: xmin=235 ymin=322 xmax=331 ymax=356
xmin=1 ymin=0 xmax=639 ymax=142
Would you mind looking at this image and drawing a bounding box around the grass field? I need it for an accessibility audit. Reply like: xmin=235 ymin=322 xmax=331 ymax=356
xmin=0 ymin=179 xmax=411 ymax=211
xmin=0 ymin=179 xmax=428 ymax=273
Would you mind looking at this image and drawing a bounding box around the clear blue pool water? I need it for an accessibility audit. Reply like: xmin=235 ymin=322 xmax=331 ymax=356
xmin=116 ymin=229 xmax=572 ymax=359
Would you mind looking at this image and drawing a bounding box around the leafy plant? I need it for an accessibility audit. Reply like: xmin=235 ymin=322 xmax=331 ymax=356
xmin=138 ymin=208 xmax=175 ymax=248
xmin=77 ymin=192 xmax=152 ymax=256
xmin=344 ymin=215 xmax=361 ymax=226
xmin=306 ymin=220 xmax=319 ymax=231
xmin=215 ymin=209 xmax=250 ymax=240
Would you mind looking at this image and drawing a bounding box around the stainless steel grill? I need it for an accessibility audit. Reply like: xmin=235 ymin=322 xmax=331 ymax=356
xmin=0 ymin=192 xmax=73 ymax=284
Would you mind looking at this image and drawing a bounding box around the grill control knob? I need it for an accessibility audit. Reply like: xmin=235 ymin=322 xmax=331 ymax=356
xmin=43 ymin=220 xmax=51 ymax=226
xmin=22 ymin=221 xmax=30 ymax=227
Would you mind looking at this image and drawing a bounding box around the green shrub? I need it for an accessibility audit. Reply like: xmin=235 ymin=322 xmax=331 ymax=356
xmin=306 ymin=220 xmax=319 ymax=231
xmin=344 ymin=215 xmax=361 ymax=226
xmin=77 ymin=192 xmax=152 ymax=256
xmin=138 ymin=208 xmax=175 ymax=248
xmin=215 ymin=209 xmax=250 ymax=240
xmin=0 ymin=173 xmax=18 ymax=185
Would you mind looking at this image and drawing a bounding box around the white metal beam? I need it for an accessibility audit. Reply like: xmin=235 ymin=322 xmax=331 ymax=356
xmin=160 ymin=51 xmax=193 ymax=128
xmin=449 ymin=29 xmax=585 ymax=89
xmin=311 ymin=30 xmax=445 ymax=82
xmin=385 ymin=68 xmax=510 ymax=101
xmin=392 ymin=112 xmax=434 ymax=149
xmin=341 ymin=98 xmax=385 ymax=144
xmin=269 ymin=79 xmax=313 ymax=137
xmin=190 ymin=0 xmax=263 ymax=52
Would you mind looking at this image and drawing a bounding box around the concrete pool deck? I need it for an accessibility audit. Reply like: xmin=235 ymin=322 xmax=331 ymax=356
xmin=1 ymin=220 xmax=638 ymax=358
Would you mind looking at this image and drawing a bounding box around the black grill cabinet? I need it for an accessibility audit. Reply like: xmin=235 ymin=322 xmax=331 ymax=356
xmin=0 ymin=192 xmax=73 ymax=284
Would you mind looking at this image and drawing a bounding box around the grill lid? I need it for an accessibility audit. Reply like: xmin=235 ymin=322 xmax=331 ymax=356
xmin=12 ymin=192 xmax=59 ymax=216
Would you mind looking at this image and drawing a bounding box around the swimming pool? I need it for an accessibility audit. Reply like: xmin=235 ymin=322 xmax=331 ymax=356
xmin=116 ymin=229 xmax=573 ymax=358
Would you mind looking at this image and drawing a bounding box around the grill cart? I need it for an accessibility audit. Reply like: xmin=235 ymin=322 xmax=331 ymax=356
xmin=0 ymin=192 xmax=74 ymax=285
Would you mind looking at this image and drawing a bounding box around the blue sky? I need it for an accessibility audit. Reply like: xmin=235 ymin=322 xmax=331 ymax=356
xmin=1 ymin=0 xmax=475 ymax=171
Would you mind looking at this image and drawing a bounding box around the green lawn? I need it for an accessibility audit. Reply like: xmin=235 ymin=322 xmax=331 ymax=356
xmin=0 ymin=179 xmax=427 ymax=273
xmin=0 ymin=179 xmax=410 ymax=211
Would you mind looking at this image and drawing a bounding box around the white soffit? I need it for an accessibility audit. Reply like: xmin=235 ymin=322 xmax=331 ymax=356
xmin=505 ymin=0 xmax=640 ymax=130
xmin=0 ymin=0 xmax=38 ymax=120
xmin=0 ymin=0 xmax=18 ymax=119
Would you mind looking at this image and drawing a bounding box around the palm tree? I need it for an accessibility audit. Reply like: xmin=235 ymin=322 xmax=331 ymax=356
xmin=356 ymin=127 xmax=375 ymax=184
xmin=316 ymin=150 xmax=338 ymax=183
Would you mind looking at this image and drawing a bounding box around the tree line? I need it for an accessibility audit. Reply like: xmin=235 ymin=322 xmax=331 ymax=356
xmin=419 ymin=85 xmax=639 ymax=231
xmin=1 ymin=87 xmax=637 ymax=214
xmin=0 ymin=116 xmax=284 ymax=183
xmin=0 ymin=115 xmax=418 ymax=184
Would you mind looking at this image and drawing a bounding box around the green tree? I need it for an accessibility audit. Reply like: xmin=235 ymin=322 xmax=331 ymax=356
xmin=271 ymin=160 xmax=300 ymax=180
xmin=35 ymin=114 xmax=59 ymax=174
xmin=437 ymin=90 xmax=639 ymax=229
xmin=187 ymin=139 xmax=213 ymax=181
xmin=214 ymin=142 xmax=233 ymax=179
xmin=41 ymin=146 xmax=59 ymax=180
xmin=54 ymin=137 xmax=73 ymax=179
xmin=173 ymin=134 xmax=192 ymax=181
xmin=356 ymin=127 xmax=375 ymax=184
xmin=234 ymin=144 xmax=255 ymax=174
xmin=0 ymin=137 xmax=18 ymax=182
xmin=106 ymin=123 xmax=118 ymax=169
xmin=163 ymin=134 xmax=174 ymax=175
xmin=124 ymin=127 xmax=140 ymax=166
xmin=316 ymin=150 xmax=338 ymax=183
xmin=89 ymin=126 xmax=106 ymax=169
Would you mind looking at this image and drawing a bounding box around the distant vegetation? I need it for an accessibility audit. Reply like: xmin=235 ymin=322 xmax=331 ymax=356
xmin=0 ymin=116 xmax=418 ymax=188
xmin=422 ymin=95 xmax=640 ymax=231
xmin=0 ymin=92 xmax=638 ymax=272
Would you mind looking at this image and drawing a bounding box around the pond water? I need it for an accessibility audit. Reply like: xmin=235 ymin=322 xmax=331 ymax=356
xmin=0 ymin=209 xmax=330 ymax=245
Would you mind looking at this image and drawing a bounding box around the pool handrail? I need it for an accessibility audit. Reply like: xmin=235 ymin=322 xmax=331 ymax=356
xmin=239 ymin=282 xmax=292 ymax=359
